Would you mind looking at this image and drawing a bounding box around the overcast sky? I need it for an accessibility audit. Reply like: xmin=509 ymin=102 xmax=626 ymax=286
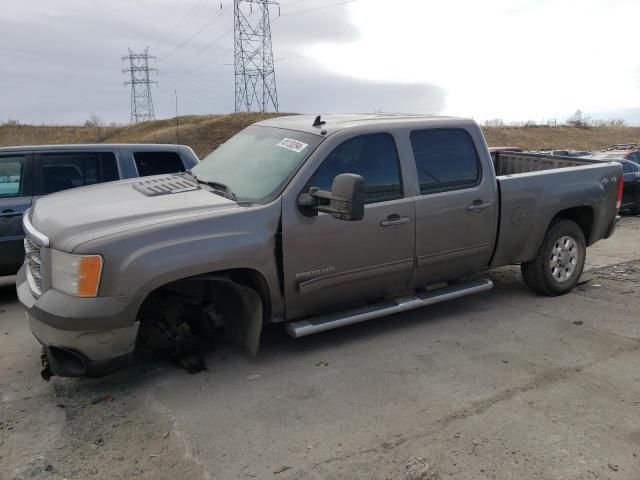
xmin=2 ymin=0 xmax=639 ymax=125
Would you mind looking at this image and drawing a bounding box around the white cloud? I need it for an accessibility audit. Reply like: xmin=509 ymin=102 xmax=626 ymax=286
xmin=304 ymin=0 xmax=640 ymax=121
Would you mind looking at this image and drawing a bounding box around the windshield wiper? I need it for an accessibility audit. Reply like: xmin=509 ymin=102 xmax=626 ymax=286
xmin=183 ymin=170 xmax=237 ymax=201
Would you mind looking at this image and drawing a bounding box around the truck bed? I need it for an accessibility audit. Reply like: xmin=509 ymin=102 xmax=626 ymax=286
xmin=494 ymin=152 xmax=599 ymax=176
xmin=489 ymin=153 xmax=621 ymax=269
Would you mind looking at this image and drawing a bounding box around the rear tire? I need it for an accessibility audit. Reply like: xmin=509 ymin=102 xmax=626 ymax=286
xmin=521 ymin=219 xmax=586 ymax=296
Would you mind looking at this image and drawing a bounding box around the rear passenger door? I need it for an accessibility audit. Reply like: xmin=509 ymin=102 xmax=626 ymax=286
xmin=34 ymin=152 xmax=119 ymax=195
xmin=408 ymin=128 xmax=498 ymax=288
xmin=0 ymin=153 xmax=32 ymax=275
xmin=133 ymin=151 xmax=186 ymax=176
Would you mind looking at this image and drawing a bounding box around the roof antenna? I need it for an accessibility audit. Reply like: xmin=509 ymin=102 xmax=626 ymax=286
xmin=312 ymin=115 xmax=326 ymax=127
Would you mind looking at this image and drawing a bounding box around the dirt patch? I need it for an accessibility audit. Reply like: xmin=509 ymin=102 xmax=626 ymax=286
xmin=591 ymin=261 xmax=640 ymax=286
xmin=2 ymin=368 xmax=205 ymax=480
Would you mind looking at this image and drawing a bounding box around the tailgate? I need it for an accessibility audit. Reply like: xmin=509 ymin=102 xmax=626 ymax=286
xmin=489 ymin=162 xmax=621 ymax=268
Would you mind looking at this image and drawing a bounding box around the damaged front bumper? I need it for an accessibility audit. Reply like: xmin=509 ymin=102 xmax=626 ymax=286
xmin=16 ymin=265 xmax=141 ymax=378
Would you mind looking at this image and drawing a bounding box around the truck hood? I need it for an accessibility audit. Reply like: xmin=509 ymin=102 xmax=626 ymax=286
xmin=31 ymin=175 xmax=240 ymax=252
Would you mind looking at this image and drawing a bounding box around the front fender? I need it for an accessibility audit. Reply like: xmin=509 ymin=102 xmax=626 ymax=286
xmin=76 ymin=201 xmax=284 ymax=320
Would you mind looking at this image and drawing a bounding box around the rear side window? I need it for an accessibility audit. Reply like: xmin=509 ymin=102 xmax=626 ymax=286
xmin=410 ymin=129 xmax=481 ymax=194
xmin=308 ymin=133 xmax=403 ymax=204
xmin=39 ymin=152 xmax=119 ymax=194
xmin=84 ymin=152 xmax=119 ymax=184
xmin=628 ymin=152 xmax=640 ymax=163
xmin=622 ymin=161 xmax=637 ymax=174
xmin=134 ymin=152 xmax=185 ymax=177
xmin=0 ymin=155 xmax=26 ymax=197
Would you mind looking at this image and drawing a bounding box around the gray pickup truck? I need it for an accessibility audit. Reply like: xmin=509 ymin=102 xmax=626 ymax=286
xmin=16 ymin=115 xmax=622 ymax=378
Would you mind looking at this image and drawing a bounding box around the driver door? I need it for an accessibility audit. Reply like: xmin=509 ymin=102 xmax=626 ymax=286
xmin=281 ymin=133 xmax=415 ymax=320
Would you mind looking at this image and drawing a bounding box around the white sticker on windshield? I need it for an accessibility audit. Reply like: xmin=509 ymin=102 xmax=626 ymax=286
xmin=277 ymin=138 xmax=308 ymax=153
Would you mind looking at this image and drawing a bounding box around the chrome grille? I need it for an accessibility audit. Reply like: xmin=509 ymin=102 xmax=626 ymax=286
xmin=24 ymin=238 xmax=43 ymax=295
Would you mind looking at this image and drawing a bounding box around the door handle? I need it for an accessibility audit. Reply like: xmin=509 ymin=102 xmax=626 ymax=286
xmin=466 ymin=200 xmax=491 ymax=212
xmin=380 ymin=214 xmax=410 ymax=227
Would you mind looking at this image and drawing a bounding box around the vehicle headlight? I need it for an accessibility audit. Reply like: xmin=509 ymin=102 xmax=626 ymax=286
xmin=51 ymin=250 xmax=103 ymax=297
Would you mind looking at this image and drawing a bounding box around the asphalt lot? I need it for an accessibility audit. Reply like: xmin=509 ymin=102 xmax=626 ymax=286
xmin=2 ymin=216 xmax=640 ymax=480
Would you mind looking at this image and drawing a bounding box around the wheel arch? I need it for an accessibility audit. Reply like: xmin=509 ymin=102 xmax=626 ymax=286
xmin=136 ymin=268 xmax=272 ymax=356
xmin=549 ymin=205 xmax=595 ymax=245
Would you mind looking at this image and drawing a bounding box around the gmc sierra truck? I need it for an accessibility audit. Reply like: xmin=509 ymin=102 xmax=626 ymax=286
xmin=16 ymin=114 xmax=623 ymax=378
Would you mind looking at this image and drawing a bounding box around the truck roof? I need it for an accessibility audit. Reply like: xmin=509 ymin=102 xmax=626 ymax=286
xmin=0 ymin=143 xmax=188 ymax=153
xmin=255 ymin=114 xmax=471 ymax=136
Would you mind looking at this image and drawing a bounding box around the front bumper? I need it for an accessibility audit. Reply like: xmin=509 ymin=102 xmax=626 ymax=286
xmin=17 ymin=265 xmax=141 ymax=378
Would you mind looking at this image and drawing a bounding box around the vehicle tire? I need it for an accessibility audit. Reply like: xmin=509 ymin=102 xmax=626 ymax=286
xmin=521 ymin=219 xmax=586 ymax=296
xmin=631 ymin=197 xmax=640 ymax=216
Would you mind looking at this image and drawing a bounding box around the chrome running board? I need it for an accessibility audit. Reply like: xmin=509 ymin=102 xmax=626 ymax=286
xmin=286 ymin=278 xmax=493 ymax=338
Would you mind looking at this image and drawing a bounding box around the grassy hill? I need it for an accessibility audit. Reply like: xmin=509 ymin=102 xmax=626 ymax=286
xmin=2 ymin=113 xmax=639 ymax=158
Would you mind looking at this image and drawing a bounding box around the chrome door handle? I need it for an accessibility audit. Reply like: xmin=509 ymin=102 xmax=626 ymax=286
xmin=466 ymin=200 xmax=491 ymax=212
xmin=380 ymin=215 xmax=410 ymax=227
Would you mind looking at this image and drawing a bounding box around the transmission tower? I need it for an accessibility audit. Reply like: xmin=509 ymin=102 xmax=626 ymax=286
xmin=234 ymin=0 xmax=279 ymax=113
xmin=122 ymin=47 xmax=158 ymax=123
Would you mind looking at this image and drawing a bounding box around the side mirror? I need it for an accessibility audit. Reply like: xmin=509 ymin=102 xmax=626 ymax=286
xmin=298 ymin=173 xmax=365 ymax=221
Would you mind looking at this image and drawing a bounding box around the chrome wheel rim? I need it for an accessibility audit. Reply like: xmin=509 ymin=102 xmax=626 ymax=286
xmin=549 ymin=235 xmax=579 ymax=283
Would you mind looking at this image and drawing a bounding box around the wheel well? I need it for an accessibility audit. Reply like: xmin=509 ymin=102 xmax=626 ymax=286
xmin=138 ymin=268 xmax=270 ymax=320
xmin=552 ymin=206 xmax=594 ymax=244
xmin=136 ymin=268 xmax=270 ymax=356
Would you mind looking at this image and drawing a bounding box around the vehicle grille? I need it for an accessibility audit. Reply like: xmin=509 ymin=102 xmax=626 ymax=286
xmin=24 ymin=238 xmax=43 ymax=295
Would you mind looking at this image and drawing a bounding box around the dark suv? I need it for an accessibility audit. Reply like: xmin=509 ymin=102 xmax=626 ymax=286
xmin=0 ymin=144 xmax=198 ymax=275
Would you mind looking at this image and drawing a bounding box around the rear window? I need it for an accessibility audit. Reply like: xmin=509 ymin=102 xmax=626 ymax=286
xmin=410 ymin=129 xmax=481 ymax=194
xmin=134 ymin=152 xmax=185 ymax=176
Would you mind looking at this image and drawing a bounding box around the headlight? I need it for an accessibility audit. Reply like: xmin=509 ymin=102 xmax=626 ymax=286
xmin=51 ymin=250 xmax=103 ymax=297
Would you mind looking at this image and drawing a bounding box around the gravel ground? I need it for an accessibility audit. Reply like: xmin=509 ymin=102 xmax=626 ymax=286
xmin=1 ymin=216 xmax=640 ymax=480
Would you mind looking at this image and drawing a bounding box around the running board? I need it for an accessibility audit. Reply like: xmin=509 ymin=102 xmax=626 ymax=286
xmin=285 ymin=278 xmax=493 ymax=338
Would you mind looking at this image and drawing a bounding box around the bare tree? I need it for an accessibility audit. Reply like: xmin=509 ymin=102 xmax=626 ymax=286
xmin=85 ymin=113 xmax=105 ymax=141
xmin=566 ymin=109 xmax=591 ymax=128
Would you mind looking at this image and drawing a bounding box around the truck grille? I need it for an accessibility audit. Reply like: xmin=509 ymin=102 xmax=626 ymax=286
xmin=24 ymin=238 xmax=43 ymax=295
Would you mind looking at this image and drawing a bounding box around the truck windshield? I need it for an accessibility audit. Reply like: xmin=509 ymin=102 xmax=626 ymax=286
xmin=191 ymin=126 xmax=322 ymax=203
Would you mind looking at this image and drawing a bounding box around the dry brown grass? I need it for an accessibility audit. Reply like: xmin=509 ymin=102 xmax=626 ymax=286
xmin=482 ymin=125 xmax=640 ymax=151
xmin=2 ymin=114 xmax=640 ymax=158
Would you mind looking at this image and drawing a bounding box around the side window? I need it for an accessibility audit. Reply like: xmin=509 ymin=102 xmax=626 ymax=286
xmin=84 ymin=153 xmax=119 ymax=184
xmin=100 ymin=153 xmax=119 ymax=182
xmin=622 ymin=161 xmax=634 ymax=174
xmin=40 ymin=153 xmax=103 ymax=194
xmin=629 ymin=152 xmax=640 ymax=163
xmin=0 ymin=155 xmax=26 ymax=197
xmin=134 ymin=152 xmax=185 ymax=177
xmin=308 ymin=134 xmax=403 ymax=204
xmin=410 ymin=129 xmax=481 ymax=194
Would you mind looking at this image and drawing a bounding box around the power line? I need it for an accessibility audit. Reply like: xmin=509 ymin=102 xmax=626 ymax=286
xmin=278 ymin=0 xmax=357 ymax=17
xmin=122 ymin=47 xmax=158 ymax=123
xmin=162 ymin=7 xmax=228 ymax=60
xmin=152 ymin=0 xmax=217 ymax=53
xmin=162 ymin=26 xmax=234 ymax=76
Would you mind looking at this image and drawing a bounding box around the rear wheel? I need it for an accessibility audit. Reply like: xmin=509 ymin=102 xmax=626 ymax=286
xmin=521 ymin=219 xmax=586 ymax=296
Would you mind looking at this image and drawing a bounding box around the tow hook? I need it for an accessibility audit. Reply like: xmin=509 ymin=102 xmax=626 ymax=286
xmin=40 ymin=348 xmax=53 ymax=381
